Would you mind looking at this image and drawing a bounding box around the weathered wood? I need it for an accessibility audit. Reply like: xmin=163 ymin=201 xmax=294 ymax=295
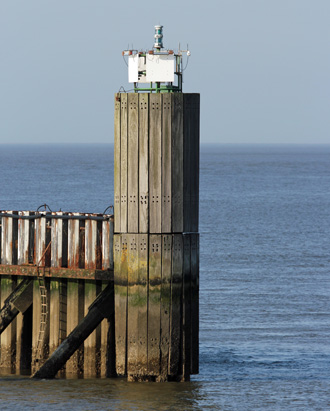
xmin=182 ymin=234 xmax=191 ymax=379
xmin=171 ymin=94 xmax=184 ymax=233
xmin=190 ymin=233 xmax=199 ymax=374
xmin=34 ymin=212 xmax=48 ymax=266
xmin=1 ymin=212 xmax=18 ymax=265
xmin=120 ymin=94 xmax=128 ymax=233
xmin=84 ymin=280 xmax=101 ymax=376
xmin=51 ymin=211 xmax=68 ymax=269
xmin=114 ymin=93 xmax=121 ymax=233
xmin=128 ymin=93 xmax=139 ymax=233
xmin=15 ymin=278 xmax=23 ymax=375
xmin=183 ymin=96 xmax=192 ymax=233
xmin=127 ymin=234 xmax=139 ymax=377
xmin=114 ymin=234 xmax=128 ymax=375
xmin=51 ymin=212 xmax=63 ymax=268
xmin=49 ymin=280 xmax=60 ymax=356
xmin=100 ymin=281 xmax=112 ymax=377
xmin=18 ymin=211 xmax=30 ymax=265
xmin=0 ymin=276 xmax=17 ymax=371
xmin=137 ymin=234 xmax=148 ymax=376
xmin=102 ymin=219 xmax=111 ymax=270
xmin=66 ymin=279 xmax=84 ymax=376
xmin=68 ymin=213 xmax=80 ymax=269
xmin=32 ymin=283 xmax=114 ymax=379
xmin=85 ymin=218 xmax=96 ymax=270
xmin=148 ymin=235 xmax=161 ymax=376
xmin=160 ymin=234 xmax=172 ymax=380
xmin=186 ymin=94 xmax=200 ymax=233
xmin=139 ymin=93 xmax=149 ymax=233
xmin=49 ymin=279 xmax=67 ymax=365
xmin=0 ymin=278 xmax=33 ymax=334
xmin=169 ymin=234 xmax=183 ymax=377
xmin=162 ymin=94 xmax=172 ymax=233
xmin=84 ymin=217 xmax=102 ymax=375
xmin=149 ymin=94 xmax=162 ymax=233
xmin=0 ymin=264 xmax=113 ymax=281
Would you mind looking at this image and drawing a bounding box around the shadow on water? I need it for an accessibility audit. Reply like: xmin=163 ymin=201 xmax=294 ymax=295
xmin=0 ymin=375 xmax=207 ymax=411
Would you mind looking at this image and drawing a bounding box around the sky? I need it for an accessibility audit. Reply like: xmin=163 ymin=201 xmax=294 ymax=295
xmin=0 ymin=0 xmax=329 ymax=144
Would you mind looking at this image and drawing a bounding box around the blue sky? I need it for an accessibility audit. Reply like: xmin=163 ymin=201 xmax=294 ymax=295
xmin=1 ymin=1 xmax=329 ymax=144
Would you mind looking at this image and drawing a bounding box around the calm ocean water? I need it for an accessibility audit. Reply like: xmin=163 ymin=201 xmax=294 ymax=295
xmin=0 ymin=143 xmax=330 ymax=410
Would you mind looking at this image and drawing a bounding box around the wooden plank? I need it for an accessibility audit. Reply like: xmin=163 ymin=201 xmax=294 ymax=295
xmin=137 ymin=234 xmax=148 ymax=376
xmin=148 ymin=234 xmax=161 ymax=376
xmin=190 ymin=233 xmax=199 ymax=374
xmin=100 ymin=281 xmax=111 ymax=377
xmin=49 ymin=280 xmax=60 ymax=355
xmin=102 ymin=219 xmax=110 ymax=270
xmin=171 ymin=94 xmax=184 ymax=233
xmin=84 ymin=218 xmax=101 ymax=376
xmin=49 ymin=278 xmax=67 ymax=364
xmin=68 ymin=213 xmax=80 ymax=268
xmin=0 ymin=276 xmax=17 ymax=371
xmin=34 ymin=212 xmax=47 ymax=266
xmin=15 ymin=278 xmax=23 ymax=374
xmin=84 ymin=280 xmax=101 ymax=377
xmin=169 ymin=234 xmax=183 ymax=377
xmin=109 ymin=217 xmax=114 ymax=270
xmin=128 ymin=93 xmax=139 ymax=233
xmin=1 ymin=212 xmax=14 ymax=265
xmin=79 ymin=217 xmax=86 ymax=269
xmin=139 ymin=93 xmax=149 ymax=233
xmin=188 ymin=94 xmax=200 ymax=233
xmin=149 ymin=94 xmax=162 ymax=233
xmin=66 ymin=279 xmax=84 ymax=376
xmin=0 ymin=264 xmax=113 ymax=281
xmin=162 ymin=94 xmax=172 ymax=233
xmin=183 ymin=95 xmax=192 ymax=233
xmin=127 ymin=234 xmax=139 ymax=377
xmin=85 ymin=218 xmax=97 ymax=270
xmin=51 ymin=212 xmax=63 ymax=268
xmin=18 ymin=211 xmax=30 ymax=265
xmin=160 ymin=234 xmax=172 ymax=380
xmin=120 ymin=93 xmax=128 ymax=233
xmin=182 ymin=234 xmax=191 ymax=379
xmin=114 ymin=234 xmax=128 ymax=376
xmin=114 ymin=93 xmax=121 ymax=233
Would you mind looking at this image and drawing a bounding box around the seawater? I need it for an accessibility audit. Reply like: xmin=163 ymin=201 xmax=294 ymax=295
xmin=0 ymin=144 xmax=329 ymax=410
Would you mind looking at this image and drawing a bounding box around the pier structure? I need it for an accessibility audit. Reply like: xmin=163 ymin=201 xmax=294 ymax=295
xmin=0 ymin=25 xmax=199 ymax=381
xmin=115 ymin=26 xmax=200 ymax=381
xmin=0 ymin=210 xmax=114 ymax=377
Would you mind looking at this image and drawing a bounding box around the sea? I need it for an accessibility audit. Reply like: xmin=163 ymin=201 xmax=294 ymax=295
xmin=0 ymin=143 xmax=329 ymax=410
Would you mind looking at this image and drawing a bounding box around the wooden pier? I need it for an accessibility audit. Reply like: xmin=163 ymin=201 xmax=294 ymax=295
xmin=0 ymin=211 xmax=114 ymax=377
xmin=0 ymin=92 xmax=200 ymax=381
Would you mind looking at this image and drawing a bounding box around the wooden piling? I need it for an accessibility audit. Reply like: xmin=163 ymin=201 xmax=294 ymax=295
xmin=113 ymin=92 xmax=200 ymax=381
